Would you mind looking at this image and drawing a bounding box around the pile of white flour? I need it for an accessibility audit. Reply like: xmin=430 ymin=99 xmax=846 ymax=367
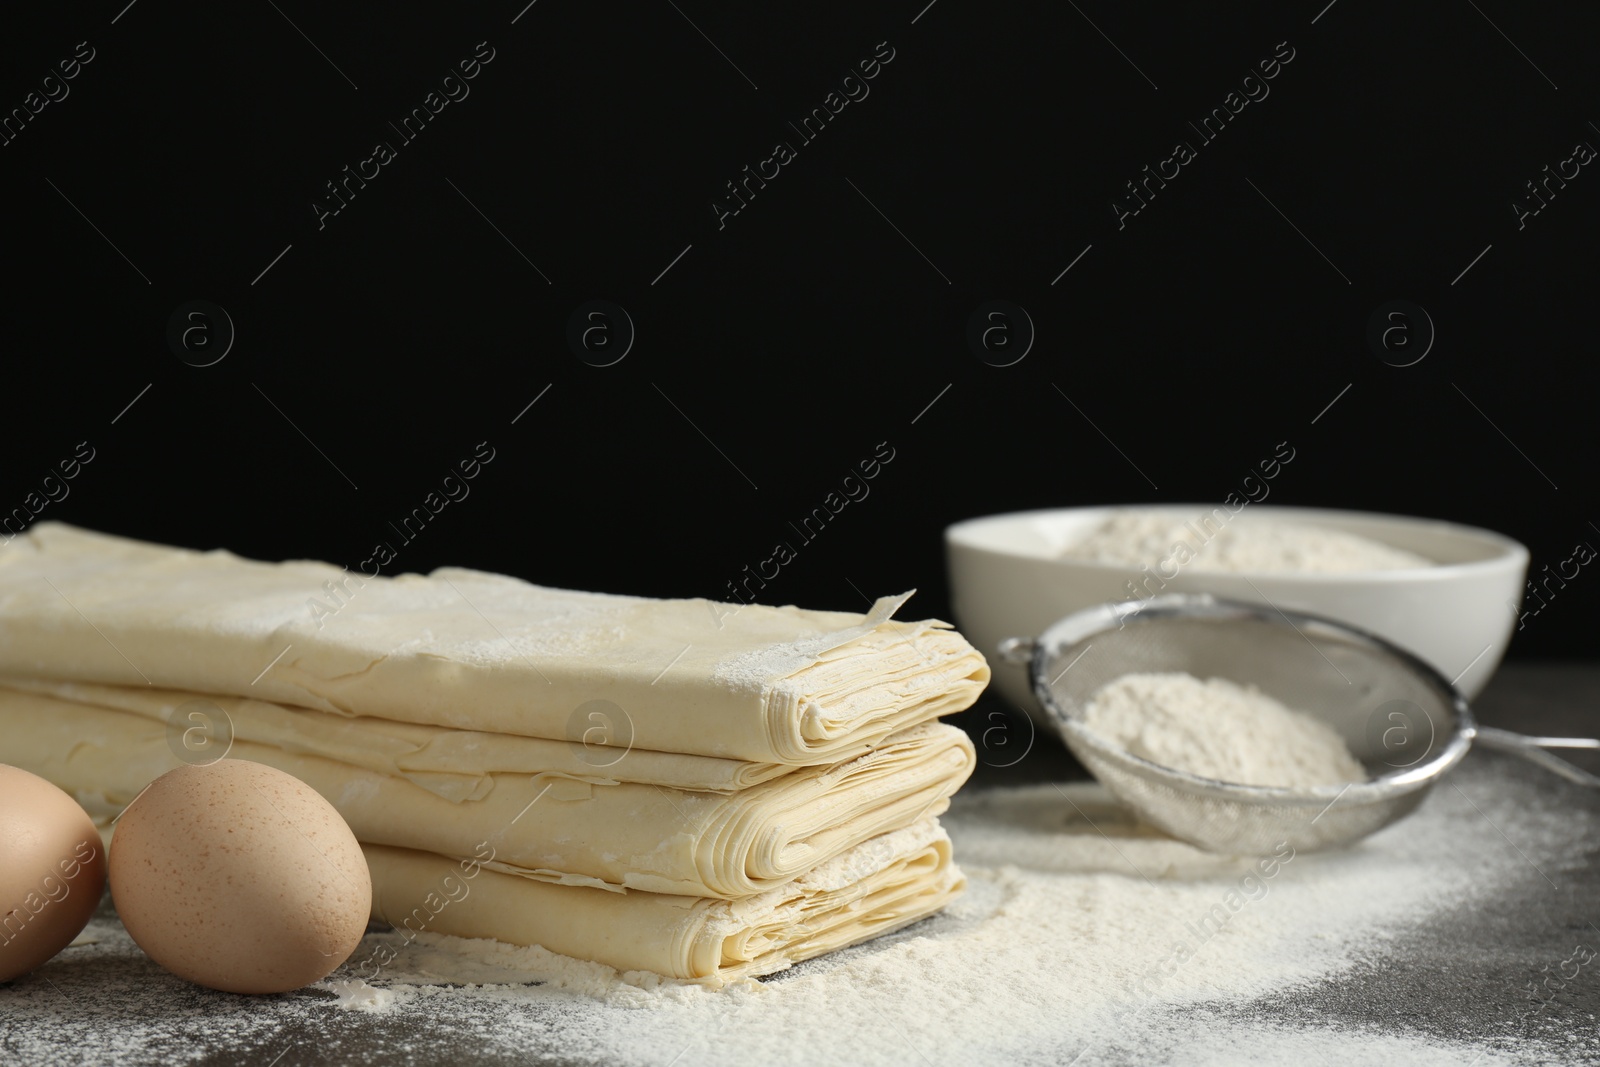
xmin=1062 ymin=511 xmax=1433 ymax=573
xmin=1079 ymin=672 xmax=1367 ymax=787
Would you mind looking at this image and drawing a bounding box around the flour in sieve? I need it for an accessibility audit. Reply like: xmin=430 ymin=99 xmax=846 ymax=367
xmin=1079 ymin=671 xmax=1367 ymax=787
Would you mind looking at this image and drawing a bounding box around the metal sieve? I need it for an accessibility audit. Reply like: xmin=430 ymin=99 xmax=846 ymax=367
xmin=1000 ymin=594 xmax=1600 ymax=855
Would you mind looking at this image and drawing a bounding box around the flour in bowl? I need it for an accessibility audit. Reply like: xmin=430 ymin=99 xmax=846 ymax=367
xmin=1080 ymin=671 xmax=1368 ymax=787
xmin=1061 ymin=510 xmax=1433 ymax=573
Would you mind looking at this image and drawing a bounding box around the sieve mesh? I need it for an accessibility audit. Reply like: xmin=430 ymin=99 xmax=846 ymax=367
xmin=1028 ymin=595 xmax=1474 ymax=854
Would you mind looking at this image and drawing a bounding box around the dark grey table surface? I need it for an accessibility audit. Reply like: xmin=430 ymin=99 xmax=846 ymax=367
xmin=3 ymin=663 xmax=1598 ymax=1066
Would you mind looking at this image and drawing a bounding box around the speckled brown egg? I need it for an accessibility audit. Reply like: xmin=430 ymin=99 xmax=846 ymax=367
xmin=108 ymin=759 xmax=370 ymax=994
xmin=0 ymin=764 xmax=107 ymax=983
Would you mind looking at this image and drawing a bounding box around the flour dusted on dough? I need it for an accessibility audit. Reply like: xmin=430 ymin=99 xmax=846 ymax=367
xmin=1061 ymin=511 xmax=1433 ymax=573
xmin=1080 ymin=672 xmax=1367 ymax=787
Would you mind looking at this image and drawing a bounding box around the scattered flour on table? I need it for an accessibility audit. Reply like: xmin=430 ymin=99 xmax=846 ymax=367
xmin=2 ymin=758 xmax=1594 ymax=1066
xmin=1060 ymin=511 xmax=1433 ymax=573
xmin=1079 ymin=672 xmax=1368 ymax=787
xmin=311 ymin=977 xmax=398 ymax=1012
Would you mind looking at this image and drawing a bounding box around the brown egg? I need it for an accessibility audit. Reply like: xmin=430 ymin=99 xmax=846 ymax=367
xmin=109 ymin=759 xmax=371 ymax=994
xmin=0 ymin=765 xmax=108 ymax=983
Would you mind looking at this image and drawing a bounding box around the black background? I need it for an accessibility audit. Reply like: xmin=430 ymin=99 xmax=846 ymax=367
xmin=3 ymin=1 xmax=1597 ymax=660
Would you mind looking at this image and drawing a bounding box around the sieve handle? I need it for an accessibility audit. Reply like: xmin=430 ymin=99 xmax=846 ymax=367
xmin=1474 ymin=726 xmax=1600 ymax=789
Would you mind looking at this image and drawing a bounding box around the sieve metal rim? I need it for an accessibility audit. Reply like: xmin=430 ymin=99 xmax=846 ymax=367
xmin=1026 ymin=593 xmax=1477 ymax=807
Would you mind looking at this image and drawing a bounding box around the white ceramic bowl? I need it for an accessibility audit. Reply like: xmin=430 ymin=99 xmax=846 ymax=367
xmin=946 ymin=504 xmax=1529 ymax=722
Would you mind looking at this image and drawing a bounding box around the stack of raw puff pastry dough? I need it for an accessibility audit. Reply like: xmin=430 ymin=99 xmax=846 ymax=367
xmin=0 ymin=524 xmax=988 ymax=983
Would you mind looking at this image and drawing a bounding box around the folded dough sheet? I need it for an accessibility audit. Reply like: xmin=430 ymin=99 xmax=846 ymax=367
xmin=0 ymin=685 xmax=974 ymax=898
xmin=363 ymin=820 xmax=963 ymax=983
xmin=0 ymin=679 xmax=802 ymax=796
xmin=0 ymin=524 xmax=989 ymax=764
